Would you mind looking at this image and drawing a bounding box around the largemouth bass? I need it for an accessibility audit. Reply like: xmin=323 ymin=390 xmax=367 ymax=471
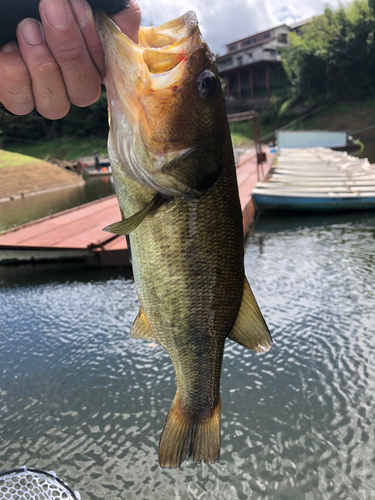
xmin=96 ymin=10 xmax=272 ymax=468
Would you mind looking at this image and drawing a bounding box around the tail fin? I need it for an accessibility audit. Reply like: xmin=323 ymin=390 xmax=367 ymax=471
xmin=158 ymin=395 xmax=221 ymax=468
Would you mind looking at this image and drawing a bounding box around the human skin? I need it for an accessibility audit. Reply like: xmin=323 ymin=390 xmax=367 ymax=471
xmin=0 ymin=0 xmax=141 ymax=119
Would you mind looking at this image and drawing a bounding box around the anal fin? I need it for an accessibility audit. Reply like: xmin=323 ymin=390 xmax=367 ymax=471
xmin=130 ymin=308 xmax=156 ymax=341
xmin=228 ymin=277 xmax=273 ymax=352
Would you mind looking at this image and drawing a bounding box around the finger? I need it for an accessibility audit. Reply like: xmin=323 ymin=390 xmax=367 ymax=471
xmin=111 ymin=0 xmax=141 ymax=44
xmin=0 ymin=42 xmax=34 ymax=116
xmin=39 ymin=0 xmax=102 ymax=107
xmin=68 ymin=0 xmax=105 ymax=77
xmin=17 ymin=19 xmax=71 ymax=120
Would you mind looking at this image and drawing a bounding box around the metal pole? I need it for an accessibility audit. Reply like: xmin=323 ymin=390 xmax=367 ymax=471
xmin=237 ymin=72 xmax=242 ymax=100
xmin=266 ymin=66 xmax=270 ymax=98
xmin=227 ymin=111 xmax=266 ymax=182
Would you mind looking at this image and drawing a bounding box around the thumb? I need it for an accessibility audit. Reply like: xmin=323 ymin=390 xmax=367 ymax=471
xmin=110 ymin=0 xmax=141 ymax=44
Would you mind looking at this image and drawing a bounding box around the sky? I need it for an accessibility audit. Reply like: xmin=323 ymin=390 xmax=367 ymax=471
xmin=139 ymin=0 xmax=340 ymax=55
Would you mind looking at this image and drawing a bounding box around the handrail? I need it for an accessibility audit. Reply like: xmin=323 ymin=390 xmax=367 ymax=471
xmin=227 ymin=111 xmax=266 ymax=181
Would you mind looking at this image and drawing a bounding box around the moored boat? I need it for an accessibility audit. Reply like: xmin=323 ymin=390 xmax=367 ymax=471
xmin=253 ymin=147 xmax=375 ymax=212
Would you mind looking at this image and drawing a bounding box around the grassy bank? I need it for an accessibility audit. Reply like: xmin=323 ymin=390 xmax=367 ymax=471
xmin=0 ymin=150 xmax=40 ymax=170
xmin=0 ymin=150 xmax=84 ymax=201
xmin=2 ymin=136 xmax=108 ymax=162
xmin=289 ymin=99 xmax=375 ymax=133
xmin=229 ymin=98 xmax=375 ymax=157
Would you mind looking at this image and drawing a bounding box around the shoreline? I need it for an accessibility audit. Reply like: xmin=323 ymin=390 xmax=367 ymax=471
xmin=0 ymin=149 xmax=85 ymax=202
xmin=0 ymin=180 xmax=86 ymax=204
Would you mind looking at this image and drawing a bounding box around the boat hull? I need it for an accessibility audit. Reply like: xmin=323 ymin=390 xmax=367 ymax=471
xmin=253 ymin=192 xmax=375 ymax=212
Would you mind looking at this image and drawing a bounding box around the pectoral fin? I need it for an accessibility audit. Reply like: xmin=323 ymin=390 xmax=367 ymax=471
xmin=103 ymin=193 xmax=166 ymax=235
xmin=130 ymin=308 xmax=156 ymax=341
xmin=229 ymin=277 xmax=273 ymax=352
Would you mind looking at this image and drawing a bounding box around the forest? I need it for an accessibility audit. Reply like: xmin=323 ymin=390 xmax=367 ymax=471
xmin=0 ymin=0 xmax=374 ymax=157
xmin=282 ymin=0 xmax=375 ymax=105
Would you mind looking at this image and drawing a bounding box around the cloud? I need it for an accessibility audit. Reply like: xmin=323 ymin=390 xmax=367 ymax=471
xmin=139 ymin=0 xmax=339 ymax=54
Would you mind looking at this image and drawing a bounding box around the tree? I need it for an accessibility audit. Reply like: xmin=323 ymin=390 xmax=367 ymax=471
xmin=0 ymin=91 xmax=109 ymax=145
xmin=282 ymin=0 xmax=375 ymax=103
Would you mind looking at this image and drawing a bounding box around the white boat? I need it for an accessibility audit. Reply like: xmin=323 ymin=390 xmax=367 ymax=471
xmin=253 ymin=148 xmax=375 ymax=212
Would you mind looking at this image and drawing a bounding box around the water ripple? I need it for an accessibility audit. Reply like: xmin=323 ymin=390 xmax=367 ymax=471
xmin=1 ymin=214 xmax=375 ymax=499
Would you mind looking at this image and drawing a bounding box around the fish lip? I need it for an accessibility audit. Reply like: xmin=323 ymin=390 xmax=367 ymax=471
xmin=139 ymin=11 xmax=199 ymax=49
xmin=177 ymin=11 xmax=199 ymax=38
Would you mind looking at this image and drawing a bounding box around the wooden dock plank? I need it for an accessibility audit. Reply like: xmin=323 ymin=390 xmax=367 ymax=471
xmin=0 ymin=196 xmax=121 ymax=248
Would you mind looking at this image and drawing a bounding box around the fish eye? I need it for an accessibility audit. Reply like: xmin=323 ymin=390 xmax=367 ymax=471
xmin=195 ymin=70 xmax=217 ymax=100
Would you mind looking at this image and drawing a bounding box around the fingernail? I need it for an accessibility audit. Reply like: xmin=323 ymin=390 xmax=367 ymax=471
xmin=1 ymin=41 xmax=17 ymax=52
xmin=69 ymin=0 xmax=89 ymax=29
xmin=41 ymin=0 xmax=69 ymax=30
xmin=19 ymin=19 xmax=45 ymax=45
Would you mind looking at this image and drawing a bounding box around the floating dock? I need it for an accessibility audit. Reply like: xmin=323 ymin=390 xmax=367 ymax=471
xmin=0 ymin=149 xmax=274 ymax=266
xmin=253 ymin=148 xmax=375 ymax=212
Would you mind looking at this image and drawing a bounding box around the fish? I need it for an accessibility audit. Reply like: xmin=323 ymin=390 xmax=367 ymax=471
xmin=96 ymin=10 xmax=273 ymax=468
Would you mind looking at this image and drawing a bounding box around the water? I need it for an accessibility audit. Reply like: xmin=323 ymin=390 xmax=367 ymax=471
xmin=0 ymin=176 xmax=115 ymax=233
xmin=0 ymin=212 xmax=375 ymax=499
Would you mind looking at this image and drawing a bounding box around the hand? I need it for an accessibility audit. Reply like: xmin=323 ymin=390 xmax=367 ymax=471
xmin=0 ymin=0 xmax=141 ymax=119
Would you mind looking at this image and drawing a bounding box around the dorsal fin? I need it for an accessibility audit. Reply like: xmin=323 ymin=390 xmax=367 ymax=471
xmin=103 ymin=193 xmax=166 ymax=235
xmin=130 ymin=308 xmax=156 ymax=341
xmin=228 ymin=277 xmax=273 ymax=353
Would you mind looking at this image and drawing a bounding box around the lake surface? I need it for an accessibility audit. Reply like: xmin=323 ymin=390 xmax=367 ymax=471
xmin=0 ymin=176 xmax=115 ymax=233
xmin=0 ymin=212 xmax=374 ymax=500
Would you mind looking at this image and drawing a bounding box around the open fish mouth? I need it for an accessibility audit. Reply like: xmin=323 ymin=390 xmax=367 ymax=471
xmin=96 ymin=11 xmax=221 ymax=196
xmin=97 ymin=10 xmax=201 ymax=73
xmin=95 ymin=10 xmax=205 ymax=105
xmin=139 ymin=11 xmax=202 ymax=74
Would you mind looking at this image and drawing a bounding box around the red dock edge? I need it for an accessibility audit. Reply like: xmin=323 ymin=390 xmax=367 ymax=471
xmin=0 ymin=150 xmax=274 ymax=267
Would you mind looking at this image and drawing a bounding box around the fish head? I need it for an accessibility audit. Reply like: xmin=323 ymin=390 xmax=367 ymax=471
xmin=96 ymin=11 xmax=228 ymax=196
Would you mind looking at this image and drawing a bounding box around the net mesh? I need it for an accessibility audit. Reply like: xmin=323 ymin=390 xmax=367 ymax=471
xmin=0 ymin=469 xmax=80 ymax=500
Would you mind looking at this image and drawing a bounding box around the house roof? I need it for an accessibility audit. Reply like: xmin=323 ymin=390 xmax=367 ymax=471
xmin=224 ymin=24 xmax=288 ymax=49
xmin=288 ymin=17 xmax=315 ymax=30
xmin=219 ymin=17 xmax=313 ymax=58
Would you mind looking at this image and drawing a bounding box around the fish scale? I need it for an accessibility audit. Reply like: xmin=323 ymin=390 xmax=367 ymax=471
xmin=130 ymin=146 xmax=243 ymax=414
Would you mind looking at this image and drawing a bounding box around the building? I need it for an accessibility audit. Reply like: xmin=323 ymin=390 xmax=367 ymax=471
xmin=217 ymin=20 xmax=310 ymax=101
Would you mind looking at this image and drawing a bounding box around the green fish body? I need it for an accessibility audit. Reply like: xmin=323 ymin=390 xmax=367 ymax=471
xmin=97 ymin=11 xmax=272 ymax=468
